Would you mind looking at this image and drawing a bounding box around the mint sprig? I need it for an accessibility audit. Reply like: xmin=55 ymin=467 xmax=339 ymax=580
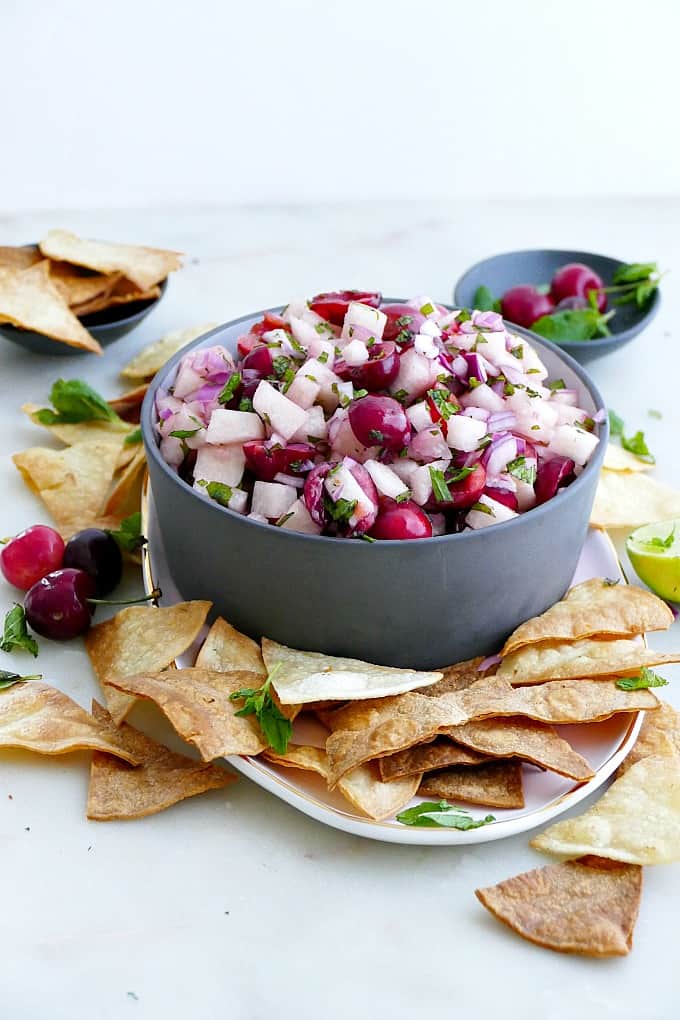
xmin=1 ymin=605 xmax=39 ymax=657
xmin=35 ymin=379 xmax=127 ymax=429
xmin=229 ymin=664 xmax=292 ymax=753
xmin=616 ymin=667 xmax=669 ymax=691
xmin=397 ymin=800 xmax=495 ymax=829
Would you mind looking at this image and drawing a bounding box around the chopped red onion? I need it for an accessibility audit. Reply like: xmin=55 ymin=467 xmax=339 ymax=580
xmin=477 ymin=653 xmax=502 ymax=671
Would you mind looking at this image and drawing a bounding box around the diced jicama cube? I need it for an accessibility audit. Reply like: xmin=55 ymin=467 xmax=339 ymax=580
xmin=553 ymin=402 xmax=589 ymax=427
xmin=160 ymin=435 xmax=184 ymax=469
xmin=466 ymin=495 xmax=518 ymax=529
xmin=253 ymin=381 xmax=308 ymax=440
xmin=414 ymin=333 xmax=439 ymax=359
xmin=289 ymin=315 xmax=321 ymax=351
xmin=205 ymin=408 xmax=264 ymax=445
xmin=445 ymin=414 xmax=487 ymax=452
xmin=514 ymin=479 xmax=537 ymax=512
xmin=194 ymin=444 xmax=246 ymax=487
xmin=390 ymin=348 xmax=443 ymax=401
xmin=548 ymin=424 xmax=599 ymax=465
xmin=247 ymin=512 xmax=268 ymax=524
xmin=291 ymin=404 xmax=327 ymax=443
xmin=279 ymin=498 xmax=322 ymax=535
xmin=341 ymin=302 xmax=387 ymax=340
xmin=286 ymin=373 xmax=320 ymax=410
xmin=193 ymin=481 xmax=248 ymax=514
xmin=297 ymin=359 xmax=341 ymax=413
xmin=324 ymin=461 xmax=376 ymax=528
xmin=410 ymin=459 xmax=448 ymax=506
xmin=390 ymin=457 xmax=421 ymax=485
xmin=306 ymin=336 xmax=336 ymax=365
xmin=459 ymin=384 xmax=505 ymax=414
xmin=477 ymin=331 xmax=517 ymax=369
xmin=161 ymin=407 xmax=206 ymax=450
xmin=409 ymin=427 xmax=452 ymax=463
xmin=251 ymin=481 xmax=298 ymax=519
xmin=364 ymin=459 xmax=410 ymax=500
xmin=173 ymin=363 xmax=204 ymax=399
xmin=343 ymin=339 xmax=370 ymax=366
xmin=419 ymin=319 xmax=442 ymax=338
xmin=406 ymin=401 xmax=434 ymax=432
xmin=519 ymin=342 xmax=548 ymax=380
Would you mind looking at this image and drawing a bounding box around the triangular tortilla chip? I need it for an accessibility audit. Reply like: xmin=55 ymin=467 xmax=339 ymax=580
xmin=39 ymin=229 xmax=182 ymax=291
xmin=476 ymin=856 xmax=642 ymax=957
xmin=107 ymin=384 xmax=149 ymax=423
xmin=121 ymin=324 xmax=219 ymax=380
xmin=0 ymin=245 xmax=41 ymax=272
xmin=0 ymin=261 xmax=101 ymax=352
xmin=531 ymin=755 xmax=680 ymax=864
xmin=196 ymin=618 xmax=266 ymax=676
xmin=379 ymin=739 xmax=489 ymax=781
xmin=423 ymin=657 xmax=488 ymax=696
xmin=13 ymin=441 xmax=121 ymax=535
xmin=603 ymin=443 xmax=654 ymax=473
xmin=263 ymin=637 xmax=442 ymax=704
xmin=86 ymin=701 xmax=234 ymax=820
xmin=102 ymin=446 xmax=146 ymax=518
xmin=502 ymin=579 xmax=673 ymax=657
xmin=616 ymin=700 xmax=680 ymax=778
xmin=48 ymin=261 xmax=120 ymax=308
xmin=591 ymin=470 xmax=680 ymax=528
xmin=84 ymin=601 xmax=211 ymax=724
xmin=104 ymin=668 xmax=267 ymax=760
xmin=498 ymin=636 xmax=680 ymax=686
xmin=419 ymin=760 xmax=524 ymax=809
xmin=0 ymin=682 xmax=140 ymax=762
xmin=73 ymin=279 xmax=160 ymax=317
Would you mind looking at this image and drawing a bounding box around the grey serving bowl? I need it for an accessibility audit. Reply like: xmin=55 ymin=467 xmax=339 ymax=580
xmin=0 ymin=277 xmax=168 ymax=356
xmin=454 ymin=249 xmax=660 ymax=364
xmin=142 ymin=307 xmax=608 ymax=670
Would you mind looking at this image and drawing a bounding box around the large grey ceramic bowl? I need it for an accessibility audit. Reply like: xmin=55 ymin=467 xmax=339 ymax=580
xmin=142 ymin=307 xmax=608 ymax=669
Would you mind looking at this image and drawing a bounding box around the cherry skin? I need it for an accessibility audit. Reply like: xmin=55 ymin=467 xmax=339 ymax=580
xmin=242 ymin=344 xmax=275 ymax=378
xmin=250 ymin=312 xmax=290 ymax=337
xmin=303 ymin=463 xmax=332 ymax=526
xmin=369 ymin=501 xmax=433 ymax=540
xmin=483 ymin=486 xmax=519 ymax=511
xmin=0 ymin=525 xmax=65 ymax=591
xmin=534 ymin=457 xmax=575 ymax=506
xmin=335 ymin=341 xmax=400 ymax=391
xmin=551 ymin=263 xmax=606 ymax=312
xmin=243 ymin=442 xmax=315 ymax=483
xmin=348 ymin=395 xmax=410 ymax=451
xmin=63 ymin=528 xmax=123 ymax=596
xmin=309 ymin=290 xmax=381 ymax=326
xmin=24 ymin=568 xmax=95 ymax=640
xmin=380 ymin=304 xmax=425 ymax=343
xmin=500 ymin=285 xmax=555 ymax=328
xmin=427 ymin=462 xmax=487 ymax=511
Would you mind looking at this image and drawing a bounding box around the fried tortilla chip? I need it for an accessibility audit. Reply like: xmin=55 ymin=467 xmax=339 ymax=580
xmin=502 ymin=579 xmax=673 ymax=657
xmin=48 ymin=261 xmax=120 ymax=308
xmin=21 ymin=402 xmax=133 ymax=448
xmin=86 ymin=701 xmax=233 ymax=820
xmin=603 ymin=443 xmax=654 ymax=473
xmin=616 ymin=700 xmax=680 ymax=777
xmin=531 ymin=755 xmax=680 ymax=864
xmin=0 ymin=682 xmax=140 ymax=762
xmin=39 ymin=229 xmax=182 ymax=292
xmin=121 ymin=323 xmax=219 ymax=380
xmin=262 ymin=744 xmax=420 ymax=820
xmin=196 ymin=618 xmax=266 ymax=676
xmin=445 ymin=716 xmax=595 ymax=781
xmin=13 ymin=441 xmax=121 ymax=535
xmin=475 ymin=856 xmax=642 ymax=957
xmin=84 ymin=601 xmax=211 ymax=724
xmin=379 ymin=739 xmax=489 ymax=781
xmin=0 ymin=245 xmax=41 ymax=272
xmin=422 ymin=657 xmax=488 ymax=696
xmin=0 ymin=261 xmax=101 ymax=352
xmin=262 ymin=637 xmax=442 ymax=705
xmin=498 ymin=636 xmax=680 ymax=685
xmin=591 ymin=470 xmax=680 ymax=529
xmin=105 ymin=668 xmax=267 ymax=759
xmin=325 ymin=679 xmax=657 ymax=784
xmin=102 ymin=446 xmax=146 ymax=519
xmin=107 ymin=384 xmax=149 ymax=423
xmin=419 ymin=760 xmax=524 ymax=808
xmin=73 ymin=278 xmax=161 ymax=317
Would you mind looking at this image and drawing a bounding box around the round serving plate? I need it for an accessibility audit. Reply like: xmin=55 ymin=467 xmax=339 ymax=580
xmin=141 ymin=482 xmax=642 ymax=846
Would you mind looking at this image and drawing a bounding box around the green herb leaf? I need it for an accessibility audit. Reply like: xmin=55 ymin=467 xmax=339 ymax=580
xmin=447 ymin=467 xmax=474 ymax=483
xmin=107 ymin=511 xmax=147 ymax=553
xmin=531 ymin=308 xmax=615 ymax=343
xmin=272 ymin=355 xmax=292 ymax=380
xmin=204 ymin=481 xmax=233 ymax=507
xmin=325 ymin=497 xmax=357 ymax=525
xmin=393 ymin=389 xmax=408 ymax=404
xmin=35 ymin=379 xmax=126 ymax=429
xmin=616 ymin=667 xmax=669 ymax=691
xmin=0 ymin=605 xmax=39 ymax=657
xmin=229 ymin=665 xmax=292 ymax=753
xmin=353 ymin=388 xmax=368 ymax=400
xmin=548 ymin=379 xmax=566 ymax=393
xmin=427 ymin=389 xmax=459 ymax=420
xmin=648 ymin=408 xmax=662 ymax=420
xmin=612 ymin=262 xmax=658 ymax=285
xmin=419 ymin=302 xmax=435 ymax=316
xmin=471 ymin=500 xmax=494 ymax=516
xmin=169 ymin=427 xmax=201 ymax=439
xmin=395 ymin=490 xmax=411 ymax=504
xmin=0 ymin=669 xmax=42 ymax=689
xmin=621 ymin=430 xmax=655 ymax=464
xmin=218 ymin=371 xmax=242 ymax=405
xmin=472 ymin=285 xmax=500 ymax=313
xmin=608 ymin=409 xmax=624 ymax=436
xmin=124 ymin=426 xmax=143 ymax=445
xmin=396 ymin=800 xmax=495 ymax=829
xmin=642 ymin=526 xmax=676 ymax=552
xmin=239 ymin=397 xmax=254 ymax=412
xmin=506 ymin=455 xmax=537 ymax=485
xmin=429 ymin=467 xmax=452 ymax=503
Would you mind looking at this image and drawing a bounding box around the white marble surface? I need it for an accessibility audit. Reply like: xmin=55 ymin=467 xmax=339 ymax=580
xmin=0 ymin=201 xmax=679 ymax=1020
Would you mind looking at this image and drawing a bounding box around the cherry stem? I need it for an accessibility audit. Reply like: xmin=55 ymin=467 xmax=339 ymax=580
xmin=88 ymin=587 xmax=162 ymax=607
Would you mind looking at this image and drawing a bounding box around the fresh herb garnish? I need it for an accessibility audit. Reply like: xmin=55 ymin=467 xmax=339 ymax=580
xmin=368 ymin=429 xmax=384 ymax=443
xmin=359 ymin=534 xmax=376 ymax=543
xmin=106 ymin=512 xmax=147 ymax=553
xmin=468 ymin=376 xmax=481 ymax=388
xmin=548 ymin=379 xmax=566 ymax=392
xmin=648 ymin=408 xmax=663 ymax=420
xmin=447 ymin=467 xmax=474 ymax=483
xmin=510 ymin=344 xmax=524 ymax=359
xmin=218 ymin=371 xmax=241 ymax=405
xmin=169 ymin=427 xmax=202 ymax=439
xmin=471 ymin=500 xmax=494 ymax=516
xmin=275 ymin=511 xmax=294 ymax=527
xmin=420 ymin=302 xmax=435 ymax=316
xmin=427 ymin=389 xmax=459 ymax=420
xmin=204 ymin=482 xmax=233 ymax=507
xmin=229 ymin=664 xmax=292 ymax=753
xmin=393 ymin=389 xmax=408 ymax=404
xmin=506 ymin=455 xmax=537 ymax=485
xmin=472 ymin=285 xmax=501 ymax=313
xmin=353 ymin=388 xmax=368 ymax=400
xmin=124 ymin=426 xmax=143 ymax=445
xmin=395 ymin=490 xmax=411 ymax=504
xmin=396 ymin=800 xmax=495 ymax=830
xmin=616 ymin=667 xmax=669 ymax=691
xmin=611 ymin=262 xmax=661 ymax=308
xmin=608 ymin=410 xmax=655 ymax=463
xmin=325 ymin=497 xmax=357 ymax=525
xmin=642 ymin=526 xmax=676 ymax=552
xmin=531 ymin=307 xmax=614 ymax=342
xmin=429 ymin=467 xmax=451 ymax=503
xmin=1 ymin=605 xmax=39 ymax=657
xmin=608 ymin=409 xmax=624 ymax=436
xmin=317 ymin=351 xmax=329 ymax=364
xmin=0 ymin=669 xmax=42 ymax=689
xmin=35 ymin=379 xmax=126 ymax=429
xmin=239 ymin=397 xmax=254 ymax=412
xmin=272 ymin=355 xmax=292 ymax=379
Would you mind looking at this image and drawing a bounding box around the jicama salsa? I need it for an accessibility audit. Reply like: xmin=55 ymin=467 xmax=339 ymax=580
xmin=155 ymin=290 xmax=601 ymax=540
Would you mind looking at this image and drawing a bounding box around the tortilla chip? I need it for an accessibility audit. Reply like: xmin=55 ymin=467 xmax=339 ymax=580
xmin=379 ymin=739 xmax=490 ymax=781
xmin=84 ymin=601 xmax=211 ymax=724
xmin=616 ymin=700 xmax=680 ymax=777
xmin=48 ymin=260 xmax=120 ymax=308
xmin=86 ymin=701 xmax=233 ymax=820
xmin=498 ymin=636 xmax=680 ymax=686
xmin=104 ymin=668 xmax=267 ymax=759
xmin=262 ymin=744 xmax=328 ymax=777
xmin=423 ymin=657 xmax=489 ymax=696
xmin=196 ymin=618 xmax=266 ymax=676
xmin=0 ymin=245 xmax=42 ymax=272
xmin=21 ymin=402 xmax=133 ymax=448
xmin=102 ymin=446 xmax=146 ymax=518
xmin=590 ymin=470 xmax=680 ymax=529
xmin=475 ymin=856 xmax=642 ymax=956
xmin=0 ymin=682 xmax=140 ymax=762
xmin=121 ymin=324 xmax=219 ymax=380
xmin=0 ymin=261 xmax=101 ymax=353
xmin=531 ymin=755 xmax=680 ymax=864
xmin=325 ymin=679 xmax=657 ymax=784
xmin=502 ymin=579 xmax=673 ymax=657
xmin=13 ymin=441 xmax=121 ymax=535
xmin=107 ymin=384 xmax=149 ymax=423
xmin=603 ymin=443 xmax=654 ymax=473
xmin=262 ymin=637 xmax=442 ymax=705
xmin=445 ymin=716 xmax=595 ymax=781
xmin=73 ymin=278 xmax=161 ymax=317
xmin=419 ymin=760 xmax=524 ymax=809
xmin=39 ymin=229 xmax=182 ymax=292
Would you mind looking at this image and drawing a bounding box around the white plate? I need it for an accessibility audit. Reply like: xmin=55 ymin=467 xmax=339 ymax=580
xmin=141 ymin=486 xmax=641 ymax=845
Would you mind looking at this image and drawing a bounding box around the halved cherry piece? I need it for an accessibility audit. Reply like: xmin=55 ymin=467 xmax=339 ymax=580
xmin=250 ymin=312 xmax=291 ymax=337
xmin=381 ymin=303 xmax=425 ymax=343
xmin=244 ymin=441 xmax=316 ymax=482
xmin=335 ymin=341 xmax=400 ymax=391
xmin=348 ymin=394 xmax=410 ymax=451
xmin=242 ymin=345 xmax=275 ymax=377
xmin=369 ymin=500 xmax=433 ymax=540
xmin=483 ymin=486 xmax=519 ymax=511
xmin=427 ymin=462 xmax=486 ymax=511
xmin=309 ymin=290 xmax=381 ymax=326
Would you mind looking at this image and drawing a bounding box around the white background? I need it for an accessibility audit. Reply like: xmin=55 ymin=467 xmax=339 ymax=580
xmin=3 ymin=0 xmax=680 ymax=212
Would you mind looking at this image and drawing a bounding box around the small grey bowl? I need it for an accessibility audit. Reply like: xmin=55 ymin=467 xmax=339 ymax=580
xmin=0 ymin=277 xmax=168 ymax=357
xmin=454 ymin=249 xmax=660 ymax=364
xmin=142 ymin=306 xmax=608 ymax=669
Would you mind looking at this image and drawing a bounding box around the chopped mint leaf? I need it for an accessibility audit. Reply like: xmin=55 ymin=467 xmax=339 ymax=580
xmin=1 ymin=605 xmax=38 ymax=657
xmin=608 ymin=409 xmax=624 ymax=436
xmin=616 ymin=667 xmax=669 ymax=691
xmin=447 ymin=467 xmax=474 ymax=483
xmin=0 ymin=668 xmax=42 ymax=689
xmin=325 ymin=496 xmax=357 ymax=525
xmin=503 ymin=382 xmax=516 ymax=396
xmin=218 ymin=371 xmax=241 ymax=404
xmin=272 ymin=356 xmax=292 ymax=380
xmin=368 ymin=429 xmax=384 ymax=443
xmin=396 ymin=800 xmax=495 ymax=830
xmin=359 ymin=534 xmax=376 ymax=543
xmin=507 ymin=455 xmax=537 ymax=485
xmin=621 ymin=430 xmax=655 ymax=464
xmin=107 ymin=512 xmax=146 ymax=553
xmin=205 ymin=481 xmax=233 ymax=507
xmin=315 ymin=322 xmax=334 ymax=335
xmin=427 ymin=389 xmax=459 ymax=420
xmin=548 ymin=379 xmax=566 ymax=392
xmin=393 ymin=389 xmax=408 ymax=404
xmin=239 ymin=397 xmax=254 ymax=412
xmin=468 ymin=376 xmax=481 ymax=389
xmin=124 ymin=426 xmax=143 ymax=445
xmin=395 ymin=490 xmax=411 ymax=504
xmin=510 ymin=344 xmax=524 ymax=359
xmin=366 ymin=336 xmax=376 ymax=348
xmin=642 ymin=526 xmax=676 ymax=552
xmin=169 ymin=427 xmax=201 ymax=439
xmin=419 ymin=302 xmax=435 ymax=316
xmin=229 ymin=664 xmax=292 ymax=753
xmin=648 ymin=408 xmax=663 ymax=420
xmin=275 ymin=511 xmax=294 ymax=527
xmin=35 ymin=379 xmax=126 ymax=429
xmin=472 ymin=285 xmax=500 ymax=312
xmin=471 ymin=501 xmax=494 ymax=516
xmin=429 ymin=467 xmax=451 ymax=504
xmin=353 ymin=389 xmax=368 ymax=400
xmin=317 ymin=351 xmax=329 ymax=364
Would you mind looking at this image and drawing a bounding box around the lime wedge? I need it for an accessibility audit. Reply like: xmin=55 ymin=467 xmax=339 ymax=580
xmin=627 ymin=519 xmax=680 ymax=602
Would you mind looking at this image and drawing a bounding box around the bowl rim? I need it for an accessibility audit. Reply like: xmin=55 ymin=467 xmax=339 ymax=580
xmin=141 ymin=301 xmax=609 ymax=549
xmin=453 ymin=247 xmax=661 ymax=349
